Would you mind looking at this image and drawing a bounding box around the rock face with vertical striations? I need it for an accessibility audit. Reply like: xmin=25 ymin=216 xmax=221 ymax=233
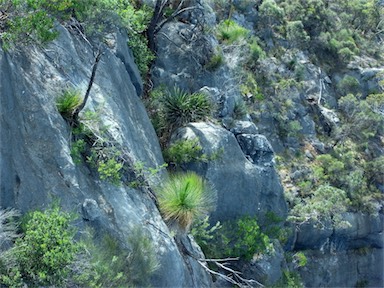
xmin=0 ymin=25 xmax=211 ymax=287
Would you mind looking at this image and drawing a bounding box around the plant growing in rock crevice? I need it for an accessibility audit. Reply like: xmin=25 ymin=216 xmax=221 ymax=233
xmin=157 ymin=172 xmax=216 ymax=232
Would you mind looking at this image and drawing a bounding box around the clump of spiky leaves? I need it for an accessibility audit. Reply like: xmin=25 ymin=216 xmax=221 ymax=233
xmin=216 ymin=19 xmax=250 ymax=44
xmin=161 ymin=87 xmax=212 ymax=130
xmin=56 ymin=90 xmax=82 ymax=118
xmin=157 ymin=172 xmax=216 ymax=232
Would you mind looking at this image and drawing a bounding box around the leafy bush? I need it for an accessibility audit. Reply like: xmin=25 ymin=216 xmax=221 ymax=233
xmin=190 ymin=216 xmax=222 ymax=255
xmin=79 ymin=228 xmax=159 ymax=288
xmin=197 ymin=215 xmax=273 ymax=261
xmin=205 ymin=51 xmax=224 ymax=71
xmin=161 ymin=87 xmax=212 ymax=131
xmin=219 ymin=216 xmax=273 ymax=260
xmin=0 ymin=0 xmax=63 ymax=49
xmin=56 ymin=90 xmax=82 ymax=118
xmin=97 ymin=158 xmax=123 ymax=185
xmin=216 ymin=19 xmax=250 ymax=44
xmin=336 ymin=76 xmax=361 ymax=96
xmin=163 ymin=138 xmax=207 ymax=166
xmin=286 ymin=20 xmax=310 ymax=48
xmin=248 ymin=37 xmax=266 ymax=63
xmin=288 ymin=184 xmax=351 ymax=228
xmin=157 ymin=172 xmax=216 ymax=231
xmin=8 ymin=207 xmax=78 ymax=286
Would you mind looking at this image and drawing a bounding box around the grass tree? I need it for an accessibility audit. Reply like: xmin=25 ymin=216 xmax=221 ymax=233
xmin=157 ymin=172 xmax=216 ymax=232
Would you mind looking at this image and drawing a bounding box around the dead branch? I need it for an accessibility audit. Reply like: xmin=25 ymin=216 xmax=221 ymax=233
xmin=73 ymin=47 xmax=103 ymax=122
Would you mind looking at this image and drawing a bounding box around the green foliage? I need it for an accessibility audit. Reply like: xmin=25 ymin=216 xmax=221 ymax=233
xmin=273 ymin=270 xmax=304 ymax=288
xmin=205 ymin=51 xmax=224 ymax=71
xmin=337 ymin=76 xmax=361 ymax=96
xmin=288 ymin=184 xmax=351 ymax=228
xmin=7 ymin=207 xmax=78 ymax=286
xmin=161 ymin=87 xmax=212 ymax=131
xmin=190 ymin=216 xmax=222 ymax=255
xmin=70 ymin=139 xmax=86 ymax=164
xmin=240 ymin=71 xmax=264 ymax=102
xmin=157 ymin=172 xmax=216 ymax=231
xmin=0 ymin=209 xmax=21 ymax=287
xmin=0 ymin=0 xmax=62 ymax=49
xmin=78 ymin=228 xmax=159 ymax=288
xmin=216 ymin=19 xmax=250 ymax=44
xmin=128 ymin=33 xmax=155 ymax=76
xmin=56 ymin=89 xmax=82 ymax=118
xmin=292 ymin=251 xmax=307 ymax=268
xmin=97 ymin=158 xmax=123 ymax=185
xmin=212 ymin=216 xmax=273 ymax=261
xmin=286 ymin=20 xmax=310 ymax=48
xmin=248 ymin=37 xmax=266 ymax=63
xmin=129 ymin=161 xmax=167 ymax=188
xmin=163 ymin=138 xmax=207 ymax=166
xmin=233 ymin=100 xmax=248 ymax=119
xmin=259 ymin=0 xmax=285 ymax=29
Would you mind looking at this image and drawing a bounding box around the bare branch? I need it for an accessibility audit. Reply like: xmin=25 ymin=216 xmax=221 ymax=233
xmin=154 ymin=5 xmax=200 ymax=34
xmin=73 ymin=47 xmax=103 ymax=122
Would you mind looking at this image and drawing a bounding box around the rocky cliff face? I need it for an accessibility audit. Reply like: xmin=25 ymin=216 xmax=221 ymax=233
xmin=1 ymin=0 xmax=383 ymax=287
xmin=0 ymin=25 xmax=211 ymax=287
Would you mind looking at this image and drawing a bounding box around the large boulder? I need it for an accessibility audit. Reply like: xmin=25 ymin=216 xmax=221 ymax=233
xmin=172 ymin=122 xmax=288 ymax=224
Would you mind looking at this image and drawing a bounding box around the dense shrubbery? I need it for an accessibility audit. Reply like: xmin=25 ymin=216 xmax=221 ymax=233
xmin=191 ymin=215 xmax=273 ymax=261
xmin=0 ymin=207 xmax=159 ymax=287
xmin=0 ymin=0 xmax=154 ymax=75
xmin=0 ymin=207 xmax=78 ymax=286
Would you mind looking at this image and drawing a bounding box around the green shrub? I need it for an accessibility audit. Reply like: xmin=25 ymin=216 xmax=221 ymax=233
xmin=216 ymin=19 xmax=250 ymax=44
xmin=97 ymin=158 xmax=123 ymax=185
xmin=163 ymin=138 xmax=208 ymax=166
xmin=157 ymin=172 xmax=216 ymax=231
xmin=13 ymin=207 xmax=78 ymax=286
xmin=337 ymin=75 xmax=361 ymax=96
xmin=70 ymin=139 xmax=86 ymax=164
xmin=219 ymin=216 xmax=273 ymax=260
xmin=288 ymin=184 xmax=351 ymax=228
xmin=233 ymin=100 xmax=248 ymax=119
xmin=190 ymin=216 xmax=222 ymax=255
xmin=161 ymin=88 xmax=212 ymax=131
xmin=286 ymin=20 xmax=310 ymax=48
xmin=272 ymin=270 xmax=304 ymax=288
xmin=248 ymin=37 xmax=266 ymax=63
xmin=205 ymin=51 xmax=224 ymax=71
xmin=78 ymin=228 xmax=159 ymax=288
xmin=56 ymin=90 xmax=82 ymax=118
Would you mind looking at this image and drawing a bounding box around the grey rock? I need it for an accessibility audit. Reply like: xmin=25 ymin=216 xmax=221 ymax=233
xmin=172 ymin=122 xmax=287 ymax=225
xmin=228 ymin=120 xmax=259 ymax=135
xmin=0 ymin=25 xmax=211 ymax=287
xmin=236 ymin=134 xmax=274 ymax=165
xmin=242 ymin=240 xmax=286 ymax=285
xmin=151 ymin=21 xmax=243 ymax=118
xmin=298 ymin=248 xmax=383 ymax=288
xmin=82 ymin=199 xmax=101 ymax=221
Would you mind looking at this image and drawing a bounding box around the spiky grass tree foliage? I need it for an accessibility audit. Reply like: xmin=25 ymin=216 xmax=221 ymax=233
xmin=162 ymin=88 xmax=212 ymax=130
xmin=157 ymin=172 xmax=216 ymax=232
xmin=56 ymin=90 xmax=82 ymax=118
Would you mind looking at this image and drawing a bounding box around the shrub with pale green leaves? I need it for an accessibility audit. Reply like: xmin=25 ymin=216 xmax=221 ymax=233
xmin=2 ymin=207 xmax=79 ymax=287
xmin=163 ymin=138 xmax=207 ymax=166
